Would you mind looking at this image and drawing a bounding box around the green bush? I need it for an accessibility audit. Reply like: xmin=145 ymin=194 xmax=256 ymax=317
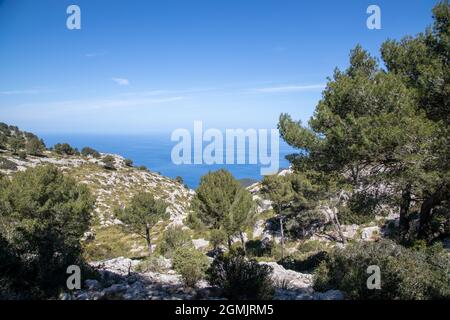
xmin=280 ymin=251 xmax=328 ymax=273
xmin=102 ymin=155 xmax=116 ymax=170
xmin=18 ymin=151 xmax=27 ymax=160
xmin=25 ymin=138 xmax=45 ymax=156
xmin=158 ymin=226 xmax=193 ymax=258
xmin=206 ymin=248 xmax=274 ymax=300
xmin=53 ymin=143 xmax=78 ymax=156
xmin=245 ymin=239 xmax=274 ymax=257
xmin=172 ymin=247 xmax=209 ymax=287
xmin=175 ymin=176 xmax=184 ymax=184
xmin=124 ymin=159 xmax=133 ymax=167
xmin=314 ymin=240 xmax=450 ymax=300
xmin=81 ymin=147 xmax=100 ymax=158
xmin=0 ymin=165 xmax=94 ymax=298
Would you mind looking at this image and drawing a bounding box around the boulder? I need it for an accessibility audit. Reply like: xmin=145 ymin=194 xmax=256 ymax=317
xmin=101 ymin=283 xmax=129 ymax=300
xmin=259 ymin=262 xmax=313 ymax=289
xmin=85 ymin=279 xmax=102 ymax=291
xmin=192 ymin=238 xmax=210 ymax=250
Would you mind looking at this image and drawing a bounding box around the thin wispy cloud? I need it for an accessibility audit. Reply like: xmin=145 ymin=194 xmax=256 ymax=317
xmin=111 ymin=78 xmax=130 ymax=86
xmin=254 ymin=84 xmax=326 ymax=93
xmin=88 ymin=96 xmax=184 ymax=109
xmin=2 ymin=94 xmax=185 ymax=112
xmin=85 ymin=51 xmax=107 ymax=58
xmin=0 ymin=89 xmax=41 ymax=95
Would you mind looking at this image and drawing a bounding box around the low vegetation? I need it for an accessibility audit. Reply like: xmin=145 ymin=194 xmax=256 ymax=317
xmin=314 ymin=240 xmax=450 ymax=300
xmin=206 ymin=249 xmax=275 ymax=300
xmin=172 ymin=247 xmax=209 ymax=287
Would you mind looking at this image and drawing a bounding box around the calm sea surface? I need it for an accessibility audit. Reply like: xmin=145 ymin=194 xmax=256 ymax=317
xmin=39 ymin=133 xmax=297 ymax=188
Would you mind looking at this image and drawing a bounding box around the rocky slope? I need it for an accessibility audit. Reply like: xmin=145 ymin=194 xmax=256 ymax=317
xmin=62 ymin=256 xmax=343 ymax=301
xmin=0 ymin=149 xmax=194 ymax=259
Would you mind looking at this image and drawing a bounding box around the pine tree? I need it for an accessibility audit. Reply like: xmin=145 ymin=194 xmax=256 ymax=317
xmin=261 ymin=175 xmax=294 ymax=258
xmin=193 ymin=169 xmax=254 ymax=250
xmin=278 ymin=1 xmax=450 ymax=243
xmin=117 ymin=192 xmax=168 ymax=255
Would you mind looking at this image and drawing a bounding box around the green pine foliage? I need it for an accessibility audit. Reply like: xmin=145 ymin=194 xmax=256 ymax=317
xmin=116 ymin=192 xmax=169 ymax=255
xmin=0 ymin=165 xmax=94 ymax=298
xmin=278 ymin=1 xmax=450 ymax=243
xmin=192 ymin=169 xmax=255 ymax=249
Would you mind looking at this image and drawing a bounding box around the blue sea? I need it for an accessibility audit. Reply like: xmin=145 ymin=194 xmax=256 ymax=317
xmin=39 ymin=133 xmax=297 ymax=189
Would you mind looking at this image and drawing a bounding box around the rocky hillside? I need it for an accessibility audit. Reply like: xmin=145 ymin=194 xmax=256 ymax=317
xmin=0 ymin=138 xmax=193 ymax=260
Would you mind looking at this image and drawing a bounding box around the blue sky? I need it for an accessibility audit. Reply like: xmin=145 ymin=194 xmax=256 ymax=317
xmin=0 ymin=0 xmax=437 ymax=134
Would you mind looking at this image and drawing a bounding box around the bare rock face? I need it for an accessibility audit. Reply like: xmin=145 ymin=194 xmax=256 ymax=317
xmin=260 ymin=262 xmax=313 ymax=290
xmin=91 ymin=257 xmax=140 ymax=276
xmin=259 ymin=261 xmax=344 ymax=300
xmin=192 ymin=238 xmax=210 ymax=250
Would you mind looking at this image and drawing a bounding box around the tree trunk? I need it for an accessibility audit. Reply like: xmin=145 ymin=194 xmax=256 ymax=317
xmin=227 ymin=235 xmax=232 ymax=251
xmin=399 ymin=186 xmax=411 ymax=242
xmin=279 ymin=217 xmax=285 ymax=259
xmin=418 ymin=188 xmax=444 ymax=241
xmin=239 ymin=232 xmax=247 ymax=255
xmin=333 ymin=210 xmax=346 ymax=245
xmin=145 ymin=224 xmax=152 ymax=255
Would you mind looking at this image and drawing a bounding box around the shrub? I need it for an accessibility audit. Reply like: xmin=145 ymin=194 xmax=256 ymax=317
xmin=206 ymin=248 xmax=274 ymax=300
xmin=102 ymin=155 xmax=116 ymax=170
xmin=313 ymin=240 xmax=450 ymax=300
xmin=175 ymin=176 xmax=184 ymax=184
xmin=245 ymin=239 xmax=274 ymax=257
xmin=25 ymin=138 xmax=45 ymax=156
xmin=54 ymin=143 xmax=77 ymax=156
xmin=8 ymin=136 xmax=24 ymax=154
xmin=18 ymin=151 xmax=27 ymax=160
xmin=124 ymin=159 xmax=133 ymax=167
xmin=0 ymin=165 xmax=94 ymax=297
xmin=158 ymin=226 xmax=193 ymax=258
xmin=81 ymin=147 xmax=100 ymax=158
xmin=172 ymin=247 xmax=209 ymax=287
xmin=0 ymin=133 xmax=7 ymax=149
xmin=280 ymin=251 xmax=328 ymax=273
